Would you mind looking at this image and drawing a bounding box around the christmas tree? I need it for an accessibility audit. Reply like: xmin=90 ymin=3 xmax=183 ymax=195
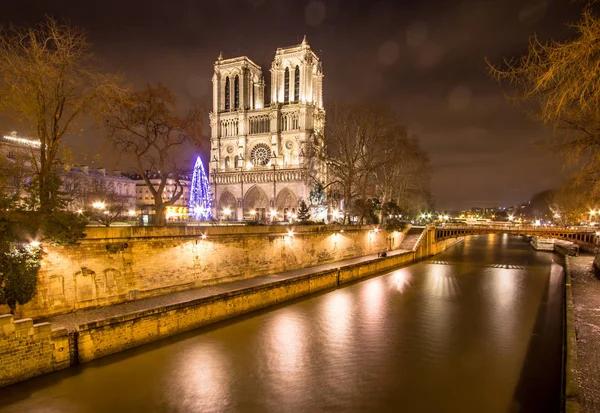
xmin=297 ymin=199 xmax=311 ymax=221
xmin=189 ymin=156 xmax=212 ymax=220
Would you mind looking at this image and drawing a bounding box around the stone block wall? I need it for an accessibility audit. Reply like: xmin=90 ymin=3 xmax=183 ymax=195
xmin=0 ymin=314 xmax=71 ymax=387
xmin=77 ymin=268 xmax=341 ymax=363
xmin=7 ymin=225 xmax=405 ymax=319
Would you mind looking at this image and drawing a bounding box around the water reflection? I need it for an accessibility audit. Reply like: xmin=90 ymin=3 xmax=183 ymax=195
xmin=168 ymin=342 xmax=231 ymax=412
xmin=391 ymin=269 xmax=411 ymax=293
xmin=0 ymin=235 xmax=564 ymax=413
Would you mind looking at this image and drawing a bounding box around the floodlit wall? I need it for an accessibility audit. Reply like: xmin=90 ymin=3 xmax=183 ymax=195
xmin=0 ymin=315 xmax=71 ymax=387
xmin=7 ymin=225 xmax=406 ymax=319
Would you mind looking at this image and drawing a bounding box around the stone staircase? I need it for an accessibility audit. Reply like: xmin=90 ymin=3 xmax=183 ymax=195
xmin=398 ymin=227 xmax=426 ymax=251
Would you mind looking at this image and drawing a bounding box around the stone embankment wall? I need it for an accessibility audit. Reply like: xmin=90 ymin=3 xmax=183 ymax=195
xmin=0 ymin=227 xmax=463 ymax=387
xmin=5 ymin=225 xmax=404 ymax=319
xmin=0 ymin=315 xmax=71 ymax=387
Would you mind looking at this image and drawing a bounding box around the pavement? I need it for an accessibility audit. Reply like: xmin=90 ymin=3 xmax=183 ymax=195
xmin=569 ymin=254 xmax=600 ymax=412
xmin=39 ymin=249 xmax=410 ymax=331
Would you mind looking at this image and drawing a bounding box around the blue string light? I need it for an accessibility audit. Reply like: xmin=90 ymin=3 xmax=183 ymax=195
xmin=189 ymin=156 xmax=212 ymax=220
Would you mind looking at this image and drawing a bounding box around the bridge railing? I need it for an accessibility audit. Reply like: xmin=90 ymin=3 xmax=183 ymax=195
xmin=436 ymin=224 xmax=597 ymax=233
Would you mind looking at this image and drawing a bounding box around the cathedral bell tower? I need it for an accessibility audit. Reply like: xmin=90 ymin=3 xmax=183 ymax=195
xmin=208 ymin=38 xmax=326 ymax=222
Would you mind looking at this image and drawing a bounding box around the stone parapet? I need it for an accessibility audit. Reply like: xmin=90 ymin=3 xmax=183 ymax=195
xmin=0 ymin=316 xmax=70 ymax=387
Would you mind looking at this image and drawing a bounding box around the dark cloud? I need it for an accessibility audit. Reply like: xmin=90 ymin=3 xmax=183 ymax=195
xmin=0 ymin=0 xmax=586 ymax=209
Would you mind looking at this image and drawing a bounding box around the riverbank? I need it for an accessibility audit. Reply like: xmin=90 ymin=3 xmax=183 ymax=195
xmin=0 ymin=235 xmax=463 ymax=387
xmin=568 ymin=254 xmax=600 ymax=412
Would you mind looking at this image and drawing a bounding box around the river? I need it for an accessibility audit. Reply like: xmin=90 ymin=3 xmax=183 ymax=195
xmin=0 ymin=234 xmax=564 ymax=412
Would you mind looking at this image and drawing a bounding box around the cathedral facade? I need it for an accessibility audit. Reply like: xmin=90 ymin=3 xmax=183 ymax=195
xmin=209 ymin=37 xmax=326 ymax=221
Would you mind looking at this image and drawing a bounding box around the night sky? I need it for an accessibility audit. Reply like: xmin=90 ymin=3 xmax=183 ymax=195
xmin=0 ymin=0 xmax=586 ymax=210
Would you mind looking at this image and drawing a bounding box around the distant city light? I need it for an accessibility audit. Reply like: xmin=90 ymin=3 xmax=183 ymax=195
xmin=2 ymin=134 xmax=41 ymax=148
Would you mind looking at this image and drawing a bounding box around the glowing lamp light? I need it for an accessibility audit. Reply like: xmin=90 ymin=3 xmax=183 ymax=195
xmin=287 ymin=230 xmax=294 ymax=237
xmin=128 ymin=210 xmax=136 ymax=216
xmin=201 ymin=234 xmax=207 ymax=240
xmin=591 ymin=210 xmax=597 ymax=216
xmin=29 ymin=241 xmax=40 ymax=248
xmin=270 ymin=209 xmax=277 ymax=217
xmin=92 ymin=201 xmax=105 ymax=210
xmin=250 ymin=209 xmax=257 ymax=216
xmin=508 ymin=215 xmax=514 ymax=221
xmin=374 ymin=228 xmax=379 ymax=233
xmin=223 ymin=207 xmax=231 ymax=217
xmin=103 ymin=211 xmax=110 ymax=215
xmin=76 ymin=209 xmax=83 ymax=214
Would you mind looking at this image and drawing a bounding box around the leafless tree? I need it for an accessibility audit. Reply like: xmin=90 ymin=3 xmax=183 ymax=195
xmin=104 ymin=83 xmax=203 ymax=226
xmin=488 ymin=8 xmax=600 ymax=199
xmin=85 ymin=179 xmax=130 ymax=227
xmin=321 ymin=103 xmax=431 ymax=223
xmin=0 ymin=17 xmax=121 ymax=212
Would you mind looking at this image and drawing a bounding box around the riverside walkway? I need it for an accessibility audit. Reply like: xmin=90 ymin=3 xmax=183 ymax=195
xmin=40 ymin=249 xmax=411 ymax=331
xmin=569 ymin=254 xmax=600 ymax=412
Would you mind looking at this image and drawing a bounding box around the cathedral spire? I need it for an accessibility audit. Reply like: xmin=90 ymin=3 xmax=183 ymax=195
xmin=218 ymin=52 xmax=223 ymax=61
xmin=301 ymin=35 xmax=307 ymax=46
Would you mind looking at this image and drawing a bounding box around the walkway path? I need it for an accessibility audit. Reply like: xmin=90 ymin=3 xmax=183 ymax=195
xmin=40 ymin=249 xmax=410 ymax=331
xmin=569 ymin=254 xmax=600 ymax=412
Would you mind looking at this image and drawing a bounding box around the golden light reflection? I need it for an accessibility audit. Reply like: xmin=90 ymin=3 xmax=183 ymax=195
xmin=174 ymin=343 xmax=230 ymax=411
xmin=391 ymin=270 xmax=411 ymax=293
xmin=424 ymin=263 xmax=461 ymax=299
xmin=363 ymin=277 xmax=384 ymax=319
xmin=268 ymin=312 xmax=307 ymax=377
xmin=323 ymin=291 xmax=352 ymax=344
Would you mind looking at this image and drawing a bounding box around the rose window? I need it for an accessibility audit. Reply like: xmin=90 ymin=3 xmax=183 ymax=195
xmin=250 ymin=143 xmax=271 ymax=166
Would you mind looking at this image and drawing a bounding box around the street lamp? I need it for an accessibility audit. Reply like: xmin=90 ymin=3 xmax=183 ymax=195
xmin=92 ymin=201 xmax=105 ymax=210
xmin=223 ymin=207 xmax=231 ymax=221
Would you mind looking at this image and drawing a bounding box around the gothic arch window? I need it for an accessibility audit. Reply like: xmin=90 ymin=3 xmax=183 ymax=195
xmin=225 ymin=156 xmax=231 ymax=169
xmin=284 ymin=67 xmax=290 ymax=103
xmin=234 ymin=155 xmax=240 ymax=168
xmin=224 ymin=77 xmax=230 ymax=111
xmin=294 ymin=66 xmax=300 ymax=102
xmin=234 ymin=75 xmax=239 ymax=110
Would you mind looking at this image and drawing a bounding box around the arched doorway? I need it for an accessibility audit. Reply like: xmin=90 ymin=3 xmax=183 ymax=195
xmin=218 ymin=191 xmax=237 ymax=220
xmin=276 ymin=187 xmax=298 ymax=222
xmin=244 ymin=186 xmax=269 ymax=221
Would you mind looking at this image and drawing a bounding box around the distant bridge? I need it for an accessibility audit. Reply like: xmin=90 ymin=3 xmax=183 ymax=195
xmin=434 ymin=224 xmax=599 ymax=248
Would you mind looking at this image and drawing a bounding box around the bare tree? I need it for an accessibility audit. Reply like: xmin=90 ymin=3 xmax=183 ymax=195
xmin=0 ymin=17 xmax=121 ymax=212
xmin=104 ymin=83 xmax=203 ymax=226
xmin=85 ymin=179 xmax=130 ymax=227
xmin=488 ymin=9 xmax=600 ymax=199
xmin=321 ymin=103 xmax=431 ymax=224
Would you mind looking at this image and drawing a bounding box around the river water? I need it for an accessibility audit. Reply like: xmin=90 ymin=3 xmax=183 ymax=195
xmin=0 ymin=234 xmax=564 ymax=413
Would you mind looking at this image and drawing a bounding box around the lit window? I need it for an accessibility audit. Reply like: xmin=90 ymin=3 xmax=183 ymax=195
xmin=284 ymin=67 xmax=290 ymax=103
xmin=234 ymin=75 xmax=239 ymax=110
xmin=224 ymin=77 xmax=230 ymax=111
xmin=294 ymin=66 xmax=300 ymax=102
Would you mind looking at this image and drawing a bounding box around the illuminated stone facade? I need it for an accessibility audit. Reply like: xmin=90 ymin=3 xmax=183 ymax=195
xmin=209 ymin=37 xmax=326 ymax=221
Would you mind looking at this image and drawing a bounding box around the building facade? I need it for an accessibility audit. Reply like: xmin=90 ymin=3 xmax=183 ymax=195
xmin=63 ymin=166 xmax=137 ymax=212
xmin=209 ymin=37 xmax=326 ymax=221
xmin=129 ymin=173 xmax=191 ymax=224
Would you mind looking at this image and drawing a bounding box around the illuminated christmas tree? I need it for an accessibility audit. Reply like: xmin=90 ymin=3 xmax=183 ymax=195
xmin=189 ymin=156 xmax=212 ymax=220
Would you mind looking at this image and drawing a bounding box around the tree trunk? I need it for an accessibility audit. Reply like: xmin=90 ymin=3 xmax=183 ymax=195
xmin=155 ymin=202 xmax=166 ymax=226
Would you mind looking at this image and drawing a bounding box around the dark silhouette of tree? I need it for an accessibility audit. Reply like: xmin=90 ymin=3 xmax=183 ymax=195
xmin=0 ymin=18 xmax=121 ymax=212
xmin=104 ymin=83 xmax=203 ymax=226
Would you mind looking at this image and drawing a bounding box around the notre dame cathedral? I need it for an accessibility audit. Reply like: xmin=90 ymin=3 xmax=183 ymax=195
xmin=209 ymin=37 xmax=326 ymax=221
